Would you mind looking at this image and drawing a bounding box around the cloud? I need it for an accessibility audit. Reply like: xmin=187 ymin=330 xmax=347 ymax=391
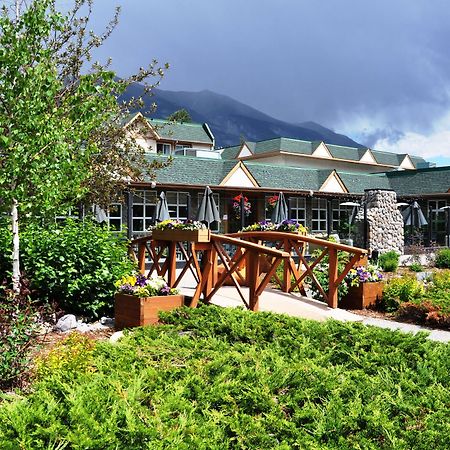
xmin=371 ymin=110 xmax=450 ymax=165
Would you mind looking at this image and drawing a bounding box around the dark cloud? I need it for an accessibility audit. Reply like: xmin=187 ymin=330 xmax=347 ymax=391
xmin=91 ymin=0 xmax=450 ymax=144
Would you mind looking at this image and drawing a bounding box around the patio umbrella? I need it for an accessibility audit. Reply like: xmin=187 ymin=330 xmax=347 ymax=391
xmin=271 ymin=192 xmax=289 ymax=223
xmin=197 ymin=186 xmax=220 ymax=227
xmin=154 ymin=192 xmax=170 ymax=223
xmin=402 ymin=201 xmax=428 ymax=227
xmin=339 ymin=201 xmax=360 ymax=240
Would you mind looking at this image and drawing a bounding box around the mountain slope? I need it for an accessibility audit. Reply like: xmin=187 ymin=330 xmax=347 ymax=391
xmin=122 ymin=84 xmax=362 ymax=148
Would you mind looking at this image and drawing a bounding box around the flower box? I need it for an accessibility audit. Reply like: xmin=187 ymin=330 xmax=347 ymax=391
xmin=152 ymin=229 xmax=211 ymax=242
xmin=114 ymin=293 xmax=184 ymax=329
xmin=340 ymin=282 xmax=384 ymax=309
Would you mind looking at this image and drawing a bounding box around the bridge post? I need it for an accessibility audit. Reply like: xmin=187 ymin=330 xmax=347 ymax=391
xmin=137 ymin=243 xmax=146 ymax=274
xmin=248 ymin=251 xmax=261 ymax=311
xmin=328 ymin=247 xmax=339 ymax=308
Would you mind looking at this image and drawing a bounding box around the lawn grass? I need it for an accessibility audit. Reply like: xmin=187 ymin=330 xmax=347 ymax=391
xmin=1 ymin=305 xmax=450 ymax=449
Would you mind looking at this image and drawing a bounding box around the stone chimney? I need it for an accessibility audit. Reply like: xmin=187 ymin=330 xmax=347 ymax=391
xmin=363 ymin=189 xmax=404 ymax=255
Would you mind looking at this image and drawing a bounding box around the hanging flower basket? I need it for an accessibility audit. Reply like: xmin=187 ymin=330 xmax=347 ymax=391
xmin=232 ymin=194 xmax=251 ymax=219
xmin=265 ymin=195 xmax=279 ymax=214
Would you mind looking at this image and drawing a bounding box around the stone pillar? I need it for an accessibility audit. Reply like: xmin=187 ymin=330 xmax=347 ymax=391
xmin=362 ymin=189 xmax=404 ymax=255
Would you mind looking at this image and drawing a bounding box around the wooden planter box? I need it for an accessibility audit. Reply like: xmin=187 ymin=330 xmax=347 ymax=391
xmin=340 ymin=282 xmax=384 ymax=310
xmin=115 ymin=293 xmax=184 ymax=329
xmin=152 ymin=229 xmax=210 ymax=242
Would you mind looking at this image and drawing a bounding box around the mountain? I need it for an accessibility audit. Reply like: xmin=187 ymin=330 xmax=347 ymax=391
xmin=122 ymin=84 xmax=363 ymax=148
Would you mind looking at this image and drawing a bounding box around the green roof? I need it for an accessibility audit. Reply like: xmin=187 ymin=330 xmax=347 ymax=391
xmin=386 ymin=166 xmax=450 ymax=196
xmin=147 ymin=118 xmax=213 ymax=144
xmin=248 ymin=138 xmax=314 ymax=156
xmin=337 ymin=172 xmax=391 ymax=193
xmin=220 ymin=145 xmax=241 ymax=160
xmin=245 ymin=162 xmax=321 ymax=190
xmin=326 ymin=144 xmax=366 ymax=161
xmin=143 ymin=155 xmax=449 ymax=196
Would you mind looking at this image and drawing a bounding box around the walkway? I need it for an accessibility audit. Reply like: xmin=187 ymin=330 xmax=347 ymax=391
xmin=178 ymin=270 xmax=450 ymax=343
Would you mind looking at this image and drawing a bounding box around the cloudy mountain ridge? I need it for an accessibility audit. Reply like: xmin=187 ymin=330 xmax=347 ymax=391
xmin=122 ymin=84 xmax=363 ymax=148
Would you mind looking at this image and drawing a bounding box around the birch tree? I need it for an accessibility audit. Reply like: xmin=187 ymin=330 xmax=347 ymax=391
xmin=0 ymin=0 xmax=168 ymax=293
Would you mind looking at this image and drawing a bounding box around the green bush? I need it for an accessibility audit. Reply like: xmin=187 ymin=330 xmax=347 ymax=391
xmin=1 ymin=306 xmax=450 ymax=448
xmin=0 ymin=284 xmax=38 ymax=391
xmin=378 ymin=250 xmax=400 ymax=272
xmin=410 ymin=262 xmax=423 ymax=272
xmin=382 ymin=276 xmax=425 ymax=312
xmin=435 ymin=248 xmax=450 ymax=269
xmin=0 ymin=219 xmax=135 ymax=319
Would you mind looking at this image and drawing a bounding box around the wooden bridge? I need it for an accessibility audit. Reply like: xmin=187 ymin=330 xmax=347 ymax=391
xmin=129 ymin=231 xmax=367 ymax=310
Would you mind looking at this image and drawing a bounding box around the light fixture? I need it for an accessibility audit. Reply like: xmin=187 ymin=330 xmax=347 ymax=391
xmin=340 ymin=201 xmax=360 ymax=207
xmin=438 ymin=206 xmax=450 ymax=211
xmin=396 ymin=202 xmax=409 ymax=207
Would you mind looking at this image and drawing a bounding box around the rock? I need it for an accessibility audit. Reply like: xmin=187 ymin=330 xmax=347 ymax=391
xmin=100 ymin=317 xmax=114 ymax=326
xmin=55 ymin=314 xmax=77 ymax=332
xmin=75 ymin=322 xmax=90 ymax=333
xmin=109 ymin=331 xmax=124 ymax=343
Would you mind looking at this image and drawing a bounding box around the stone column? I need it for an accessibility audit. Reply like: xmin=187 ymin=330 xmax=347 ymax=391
xmin=362 ymin=189 xmax=404 ymax=255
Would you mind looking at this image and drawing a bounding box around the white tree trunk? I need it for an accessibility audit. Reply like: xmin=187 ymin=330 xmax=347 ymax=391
xmin=12 ymin=198 xmax=20 ymax=295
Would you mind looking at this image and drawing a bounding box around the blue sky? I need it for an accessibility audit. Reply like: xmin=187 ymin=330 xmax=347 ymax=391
xmin=91 ymin=0 xmax=450 ymax=166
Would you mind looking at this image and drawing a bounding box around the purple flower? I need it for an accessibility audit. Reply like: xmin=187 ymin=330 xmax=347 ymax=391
xmin=135 ymin=274 xmax=148 ymax=287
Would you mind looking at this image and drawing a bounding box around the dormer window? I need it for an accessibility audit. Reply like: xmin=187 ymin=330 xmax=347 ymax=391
xmin=157 ymin=143 xmax=172 ymax=155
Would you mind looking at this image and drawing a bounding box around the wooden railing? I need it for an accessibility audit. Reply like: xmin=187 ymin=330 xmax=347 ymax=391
xmin=128 ymin=231 xmax=367 ymax=310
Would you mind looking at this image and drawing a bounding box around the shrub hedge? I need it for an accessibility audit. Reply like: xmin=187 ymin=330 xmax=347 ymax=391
xmin=435 ymin=248 xmax=450 ymax=269
xmin=1 ymin=306 xmax=449 ymax=448
xmin=0 ymin=219 xmax=134 ymax=319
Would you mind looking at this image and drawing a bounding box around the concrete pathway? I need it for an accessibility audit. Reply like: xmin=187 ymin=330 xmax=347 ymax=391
xmin=177 ymin=270 xmax=450 ymax=343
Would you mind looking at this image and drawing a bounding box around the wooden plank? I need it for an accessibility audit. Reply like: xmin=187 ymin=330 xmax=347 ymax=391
xmin=328 ymin=248 xmax=339 ymax=308
xmin=248 ymin=251 xmax=261 ymax=311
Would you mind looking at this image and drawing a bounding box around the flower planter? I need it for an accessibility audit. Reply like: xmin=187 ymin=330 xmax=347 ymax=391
xmin=114 ymin=293 xmax=184 ymax=329
xmin=152 ymin=229 xmax=210 ymax=242
xmin=340 ymin=282 xmax=384 ymax=309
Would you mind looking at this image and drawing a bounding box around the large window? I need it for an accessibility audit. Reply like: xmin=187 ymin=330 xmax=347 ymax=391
xmin=289 ymin=197 xmax=306 ymax=226
xmin=331 ymin=200 xmax=352 ymax=233
xmin=132 ymin=190 xmax=157 ymax=235
xmin=167 ymin=192 xmax=189 ymax=220
xmin=312 ymin=198 xmax=327 ymax=232
xmin=198 ymin=192 xmax=220 ymax=232
xmin=157 ymin=143 xmax=172 ymax=155
xmin=428 ymin=200 xmax=447 ymax=245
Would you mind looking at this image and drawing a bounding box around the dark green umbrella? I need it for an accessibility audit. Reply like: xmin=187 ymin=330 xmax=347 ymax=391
xmin=271 ymin=192 xmax=288 ymax=223
xmin=197 ymin=186 xmax=220 ymax=227
xmin=402 ymin=201 xmax=428 ymax=227
xmin=154 ymin=192 xmax=170 ymax=222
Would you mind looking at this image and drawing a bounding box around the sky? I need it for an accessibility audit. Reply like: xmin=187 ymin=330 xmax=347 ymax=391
xmin=90 ymin=0 xmax=450 ymax=166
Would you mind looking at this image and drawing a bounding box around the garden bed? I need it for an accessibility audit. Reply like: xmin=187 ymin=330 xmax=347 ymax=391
xmin=1 ymin=306 xmax=450 ymax=448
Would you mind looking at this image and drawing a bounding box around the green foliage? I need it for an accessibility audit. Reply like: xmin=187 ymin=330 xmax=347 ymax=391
xmin=378 ymin=250 xmax=400 ymax=272
xmin=0 ymin=219 xmax=134 ymax=319
xmin=166 ymin=108 xmax=192 ymax=123
xmin=35 ymin=332 xmax=96 ymax=380
xmin=435 ymin=248 xmax=450 ymax=269
xmin=0 ymin=286 xmax=38 ymax=390
xmin=410 ymin=262 xmax=423 ymax=272
xmin=382 ymin=276 xmax=425 ymax=312
xmin=1 ymin=306 xmax=450 ymax=448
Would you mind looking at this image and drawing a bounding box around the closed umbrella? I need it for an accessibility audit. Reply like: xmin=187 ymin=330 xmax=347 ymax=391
xmin=197 ymin=186 xmax=220 ymax=227
xmin=402 ymin=201 xmax=428 ymax=227
xmin=154 ymin=192 xmax=170 ymax=222
xmin=271 ymin=192 xmax=289 ymax=223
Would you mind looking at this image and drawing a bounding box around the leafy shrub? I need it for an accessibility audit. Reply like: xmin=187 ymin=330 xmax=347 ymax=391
xmin=435 ymin=248 xmax=450 ymax=269
xmin=34 ymin=332 xmax=96 ymax=380
xmin=0 ymin=219 xmax=135 ymax=319
xmin=1 ymin=306 xmax=450 ymax=448
xmin=382 ymin=276 xmax=425 ymax=312
xmin=410 ymin=262 xmax=423 ymax=272
xmin=0 ymin=281 xmax=38 ymax=391
xmin=378 ymin=250 xmax=400 ymax=272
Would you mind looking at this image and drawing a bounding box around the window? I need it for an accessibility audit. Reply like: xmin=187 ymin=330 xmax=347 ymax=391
xmin=55 ymin=207 xmax=78 ymax=222
xmin=428 ymin=200 xmax=447 ymax=244
xmin=132 ymin=190 xmax=157 ymax=235
xmin=107 ymin=204 xmax=122 ymax=231
xmin=289 ymin=197 xmax=306 ymax=226
xmin=157 ymin=143 xmax=172 ymax=155
xmin=312 ymin=198 xmax=327 ymax=232
xmin=331 ymin=200 xmax=351 ymax=233
xmin=198 ymin=192 xmax=220 ymax=232
xmin=167 ymin=192 xmax=189 ymax=220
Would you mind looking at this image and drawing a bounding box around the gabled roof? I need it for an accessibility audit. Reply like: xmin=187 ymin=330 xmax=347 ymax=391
xmin=337 ymin=172 xmax=391 ymax=193
xmin=147 ymin=118 xmax=214 ymax=144
xmin=325 ymin=144 xmax=366 ymax=162
xmin=385 ymin=166 xmax=450 ymax=196
xmin=220 ymin=145 xmax=241 ymax=160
